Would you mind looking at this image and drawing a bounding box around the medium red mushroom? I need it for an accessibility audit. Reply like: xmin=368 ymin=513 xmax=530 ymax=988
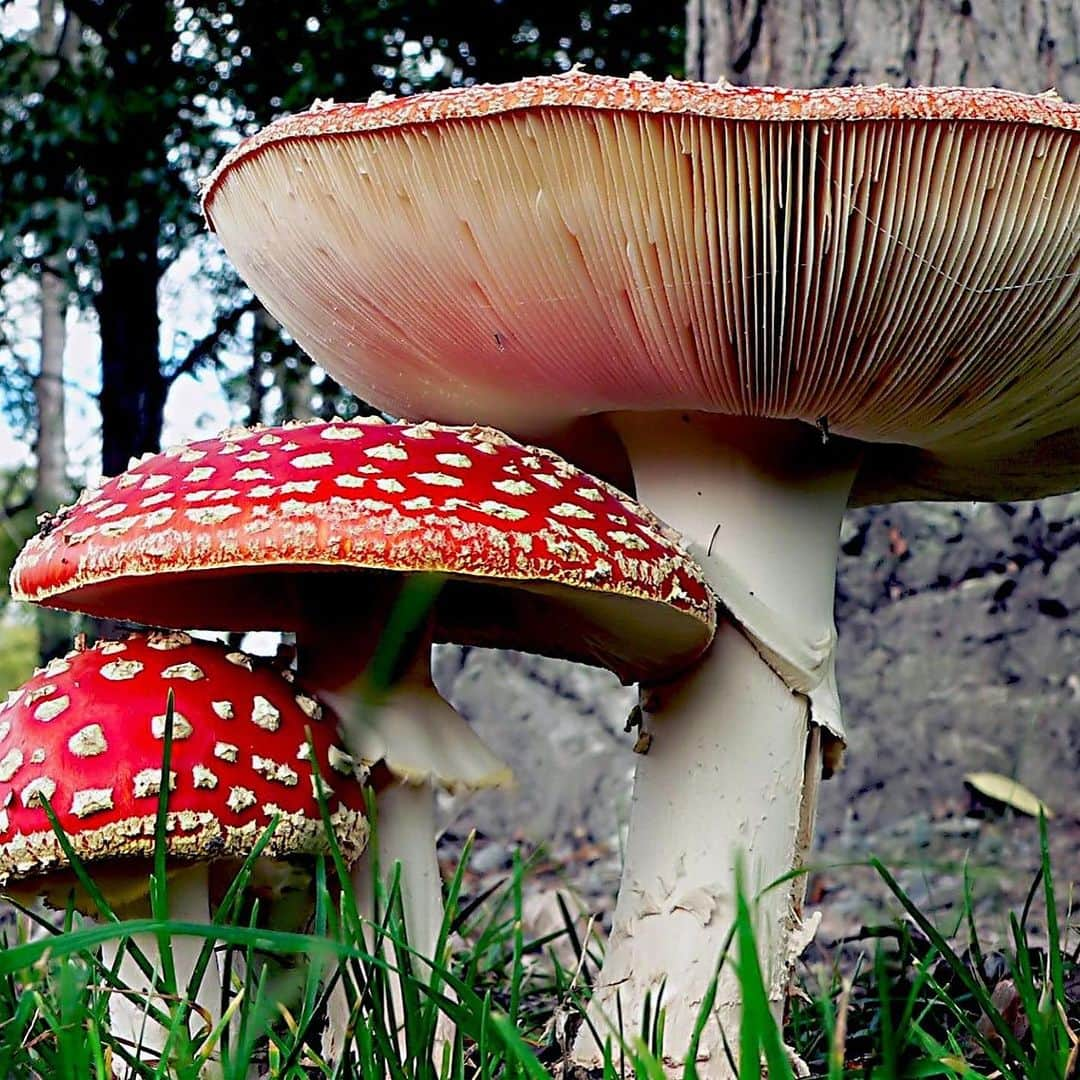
xmin=13 ymin=419 xmax=712 ymax=682
xmin=0 ymin=632 xmax=367 ymax=1074
xmin=11 ymin=416 xmax=715 ymax=1054
xmin=200 ymin=73 xmax=1080 ymax=1072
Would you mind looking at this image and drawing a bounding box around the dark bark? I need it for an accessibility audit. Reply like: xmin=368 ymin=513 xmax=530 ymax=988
xmin=248 ymin=306 xmax=274 ymax=425
xmin=685 ymin=0 xmax=1079 ymax=98
xmin=267 ymin=307 xmax=315 ymax=424
xmin=275 ymin=361 xmax=315 ymax=424
xmin=96 ymin=240 xmax=168 ymax=476
xmin=63 ymin=1 xmax=173 ymax=477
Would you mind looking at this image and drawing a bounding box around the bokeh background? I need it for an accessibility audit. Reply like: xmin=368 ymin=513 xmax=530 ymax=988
xmin=0 ymin=0 xmax=1077 ymax=949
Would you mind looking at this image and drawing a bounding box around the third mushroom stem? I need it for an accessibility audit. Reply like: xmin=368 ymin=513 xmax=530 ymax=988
xmin=296 ymin=598 xmax=510 ymax=1059
xmin=574 ymin=413 xmax=861 ymax=1073
xmin=103 ymin=862 xmax=224 ymax=1077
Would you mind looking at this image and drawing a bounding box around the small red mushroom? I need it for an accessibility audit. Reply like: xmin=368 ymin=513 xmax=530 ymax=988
xmin=12 ymin=417 xmax=716 ymax=1064
xmin=11 ymin=419 xmax=713 ymax=678
xmin=0 ymin=631 xmax=367 ymax=1074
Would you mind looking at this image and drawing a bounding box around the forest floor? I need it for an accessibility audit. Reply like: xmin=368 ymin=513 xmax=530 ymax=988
xmin=442 ymin=799 xmax=1080 ymax=978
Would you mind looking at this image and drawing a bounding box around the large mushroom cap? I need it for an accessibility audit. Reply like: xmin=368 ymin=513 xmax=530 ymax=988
xmin=11 ymin=420 xmax=714 ymax=682
xmin=203 ymin=72 xmax=1080 ymax=504
xmin=0 ymin=633 xmax=369 ymax=885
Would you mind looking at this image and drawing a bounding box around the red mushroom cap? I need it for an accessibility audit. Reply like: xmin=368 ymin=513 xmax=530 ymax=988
xmin=0 ymin=633 xmax=369 ymax=885
xmin=202 ymin=73 xmax=1080 ymax=504
xmin=11 ymin=420 xmax=715 ymax=682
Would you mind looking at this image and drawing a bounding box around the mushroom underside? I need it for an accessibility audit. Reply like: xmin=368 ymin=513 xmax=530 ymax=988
xmin=27 ymin=569 xmax=710 ymax=685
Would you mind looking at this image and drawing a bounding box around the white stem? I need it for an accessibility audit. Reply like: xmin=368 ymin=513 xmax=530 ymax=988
xmin=316 ymin=651 xmax=500 ymax=1064
xmin=333 ymin=669 xmax=512 ymax=795
xmin=324 ymin=783 xmax=457 ymax=1065
xmin=317 ymin=650 xmax=507 ymax=952
xmin=103 ymin=862 xmax=225 ymax=1078
xmin=572 ymin=414 xmax=858 ymax=1077
xmin=364 ymin=781 xmax=446 ymax=969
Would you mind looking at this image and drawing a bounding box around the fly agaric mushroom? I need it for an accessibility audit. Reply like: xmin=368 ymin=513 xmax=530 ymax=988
xmin=11 ymin=416 xmax=715 ymax=1053
xmin=0 ymin=632 xmax=367 ymax=1073
xmin=201 ymin=73 xmax=1080 ymax=1073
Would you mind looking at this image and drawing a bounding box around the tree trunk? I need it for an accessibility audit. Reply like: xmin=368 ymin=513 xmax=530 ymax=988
xmin=273 ymin=349 xmax=315 ymax=422
xmin=30 ymin=0 xmax=78 ymax=663
xmin=684 ymin=0 xmax=1079 ymax=99
xmin=96 ymin=230 xmax=168 ymax=477
xmin=32 ymin=0 xmax=75 ymax=513
xmin=34 ymin=271 xmax=70 ymax=512
xmin=247 ymin=307 xmax=275 ymax=425
xmin=32 ymin=270 xmax=76 ymax=663
xmin=77 ymin=3 xmax=172 ymax=478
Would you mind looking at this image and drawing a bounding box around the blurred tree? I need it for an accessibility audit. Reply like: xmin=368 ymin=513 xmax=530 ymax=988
xmin=29 ymin=0 xmax=80 ymax=661
xmin=0 ymin=1 xmax=681 ymax=480
xmin=685 ymin=0 xmax=1077 ymax=97
xmin=31 ymin=0 xmax=76 ymax=515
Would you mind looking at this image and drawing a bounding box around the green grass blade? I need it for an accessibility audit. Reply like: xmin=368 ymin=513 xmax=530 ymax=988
xmin=508 ymin=848 xmax=524 ymax=1029
xmin=872 ymin=857 xmax=1034 ymax=1073
xmin=1039 ymin=814 xmax=1065 ymax=1012
xmin=732 ymin=865 xmax=793 ymax=1080
xmin=149 ymin=690 xmax=178 ymax=1001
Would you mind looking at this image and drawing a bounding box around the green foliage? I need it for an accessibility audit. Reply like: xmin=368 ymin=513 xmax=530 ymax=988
xmin=788 ymin=826 xmax=1079 ymax=1079
xmin=0 ymin=647 xmax=1073 ymax=1072
xmin=0 ymin=0 xmax=683 ymax=274
xmin=3 ymin=809 xmax=1077 ymax=1078
xmin=0 ymin=475 xmax=41 ymax=676
xmin=0 ymin=485 xmax=38 ymax=604
xmin=0 ymin=2 xmax=684 ymax=462
xmin=0 ymin=303 xmax=38 ymax=439
xmin=0 ymin=616 xmax=38 ymax=695
xmin=0 ymin=470 xmax=80 ymax=665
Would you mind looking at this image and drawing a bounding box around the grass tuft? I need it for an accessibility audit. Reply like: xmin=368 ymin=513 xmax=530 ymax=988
xmin=1 ymin=744 xmax=1075 ymax=1078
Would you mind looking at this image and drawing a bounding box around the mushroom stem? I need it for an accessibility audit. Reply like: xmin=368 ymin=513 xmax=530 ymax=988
xmin=354 ymin=782 xmax=451 ymax=1023
xmin=310 ymin=642 xmax=507 ymax=1062
xmin=103 ymin=861 xmax=225 ymax=1077
xmin=573 ymin=413 xmax=858 ymax=1076
xmin=322 ymin=781 xmax=447 ymax=1063
xmin=358 ymin=779 xmax=445 ymax=968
